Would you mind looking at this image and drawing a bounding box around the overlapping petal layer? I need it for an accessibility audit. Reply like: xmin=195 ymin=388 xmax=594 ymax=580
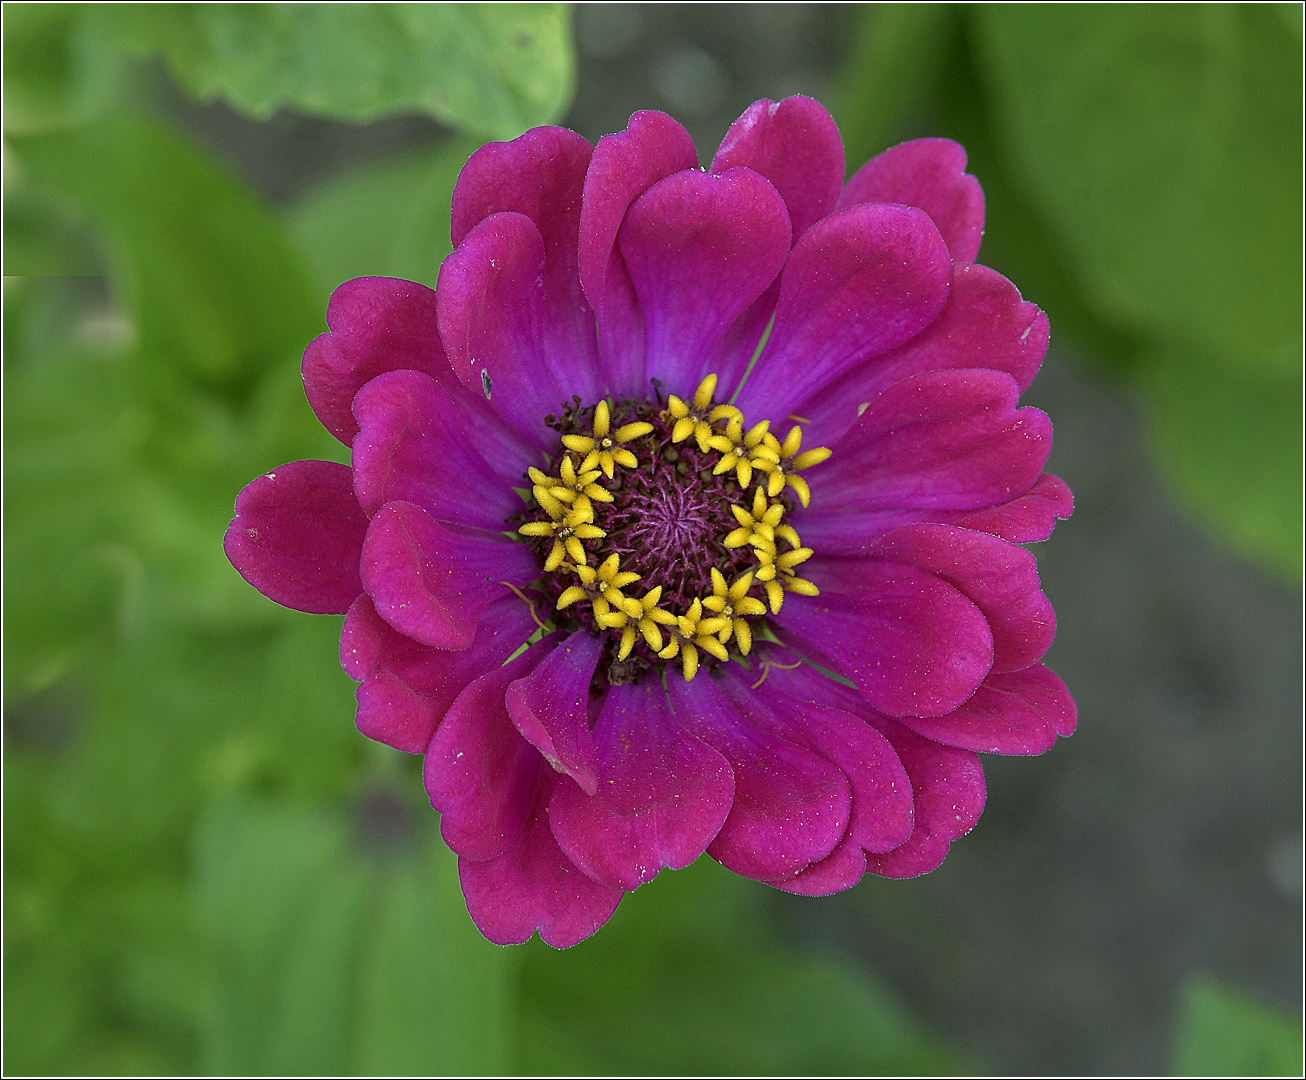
xmin=225 ymin=95 xmax=1074 ymax=948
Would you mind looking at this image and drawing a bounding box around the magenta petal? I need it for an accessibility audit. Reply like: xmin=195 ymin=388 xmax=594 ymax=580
xmin=795 ymin=263 xmax=1050 ymax=447
xmin=449 ymin=127 xmax=601 ymax=400
xmin=341 ymin=593 xmax=537 ymax=753
xmin=505 ymin=629 xmax=603 ymax=796
xmin=711 ymin=95 xmax=845 ymax=242
xmin=425 ymin=638 xmax=556 ymax=859
xmin=352 ymin=370 xmax=529 ymax=527
xmin=734 ymin=663 xmax=913 ymax=855
xmin=579 ymin=110 xmax=699 ymax=396
xmin=619 ymin=166 xmax=791 ymax=394
xmin=776 ymin=560 xmax=994 ymax=718
xmin=667 ymin=676 xmax=849 ymax=882
xmin=804 ymin=370 xmax=1051 ymax=531
xmin=734 ymin=203 xmax=952 ymax=423
xmin=771 ymin=841 xmax=868 ymax=897
xmin=452 ymin=126 xmax=593 ymax=252
xmin=224 ymin=459 xmax=367 ymax=615
xmin=871 ymin=524 xmax=1055 ymax=674
xmin=863 ymin=719 xmax=986 ymax=879
xmin=705 ymin=96 xmax=845 ymax=386
xmin=437 ymin=211 xmax=571 ymax=442
xmin=900 ymin=662 xmax=1077 ymax=755
xmin=302 ymin=278 xmax=450 ymax=446
xmin=839 ymin=138 xmax=985 ymax=264
xmin=550 ymin=681 xmax=734 ymax=891
xmin=951 ymin=472 xmax=1074 ymax=543
xmin=359 ymin=501 xmax=536 ymax=650
xmin=459 ymin=769 xmax=623 ymax=948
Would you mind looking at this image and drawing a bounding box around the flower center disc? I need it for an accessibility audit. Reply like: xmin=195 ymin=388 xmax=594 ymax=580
xmin=514 ymin=376 xmax=829 ymax=684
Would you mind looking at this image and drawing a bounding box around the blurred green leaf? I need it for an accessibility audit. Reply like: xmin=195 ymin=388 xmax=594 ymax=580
xmin=928 ymin=13 xmax=1146 ymax=376
xmin=3 ymin=344 xmax=130 ymax=695
xmin=1 ymin=2 xmax=128 ymax=133
xmin=107 ymin=2 xmax=575 ymax=140
xmin=834 ymin=3 xmax=955 ymax=168
xmin=1172 ymin=975 xmax=1303 ymax=1076
xmin=1 ymin=181 xmax=104 ymax=278
xmin=287 ymin=138 xmax=475 ymax=300
xmin=519 ymin=857 xmax=967 ymax=1075
xmin=196 ymin=797 xmax=514 ymax=1075
xmin=3 ymin=750 xmax=201 ymax=1076
xmin=8 ymin=113 xmax=321 ymax=396
xmin=975 ymin=5 xmax=1302 ymax=377
xmin=1140 ymin=343 xmax=1302 ymax=581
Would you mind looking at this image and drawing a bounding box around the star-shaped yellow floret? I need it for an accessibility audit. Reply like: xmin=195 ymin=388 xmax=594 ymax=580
xmin=753 ymin=424 xmax=831 ymax=506
xmin=702 ymin=568 xmax=767 ymax=654
xmin=664 ymin=374 xmax=742 ymax=452
xmin=529 ymin=454 xmax=613 ymax=515
xmin=560 ymin=400 xmax=654 ymax=479
xmin=723 ymin=485 xmax=786 ymax=554
xmin=755 ymin=544 xmax=819 ymax=613
xmin=657 ymin=598 xmax=730 ymax=680
xmin=601 ymin=584 xmax=679 ymax=659
xmin=518 ymin=504 xmax=605 ymax=571
xmin=708 ymin=415 xmax=781 ymax=489
xmin=555 ymin=552 xmax=641 ymax=618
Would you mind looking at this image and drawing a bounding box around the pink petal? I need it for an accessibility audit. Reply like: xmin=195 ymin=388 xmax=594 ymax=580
xmin=451 ymin=126 xmax=593 ymax=251
xmin=706 ymin=96 xmax=846 ymax=393
xmin=666 ymin=676 xmax=850 ymax=882
xmin=870 ymin=524 xmax=1055 ymax=674
xmin=341 ymin=592 xmax=538 ymax=753
xmin=839 ymin=138 xmax=985 ymax=264
xmin=351 ymin=369 xmax=532 ymax=528
xmin=775 ymin=559 xmax=994 ymax=718
xmin=863 ymin=718 xmax=986 ymax=879
xmin=359 ymin=501 xmax=537 ymax=650
xmin=734 ymin=203 xmax=952 ymax=423
xmin=224 ymin=459 xmax=367 ymax=615
xmin=801 ymin=370 xmax=1051 ymax=537
xmin=711 ymin=95 xmax=845 ymax=242
xmin=736 ymin=658 xmax=913 ymax=855
xmin=505 ymin=629 xmax=603 ymax=796
xmin=449 ymin=127 xmax=602 ymax=399
xmin=436 ymin=211 xmax=567 ymax=443
xmin=795 ymin=263 xmax=1050 ymax=447
xmin=302 ymin=278 xmax=450 ymax=446
xmin=579 ymin=110 xmax=699 ymax=396
xmin=899 ymin=662 xmax=1077 ymax=755
xmin=459 ymin=769 xmax=623 ymax=948
xmin=425 ymin=638 xmax=557 ymax=859
xmin=619 ymin=166 xmax=791 ymax=396
xmin=951 ymin=472 xmax=1074 ymax=543
xmin=550 ymin=681 xmax=734 ymax=891
xmin=771 ymin=841 xmax=868 ymax=897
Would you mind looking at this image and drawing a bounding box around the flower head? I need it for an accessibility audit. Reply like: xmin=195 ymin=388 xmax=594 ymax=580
xmin=224 ymin=97 xmax=1076 ymax=947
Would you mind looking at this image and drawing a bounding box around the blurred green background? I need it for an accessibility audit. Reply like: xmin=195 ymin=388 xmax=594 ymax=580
xmin=3 ymin=3 xmax=1301 ymax=1075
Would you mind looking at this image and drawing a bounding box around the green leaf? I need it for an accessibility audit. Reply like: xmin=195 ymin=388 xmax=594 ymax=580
xmin=833 ymin=3 xmax=956 ymax=168
xmin=519 ymin=858 xmax=968 ymax=1075
xmin=1172 ymin=975 xmax=1303 ymax=1076
xmin=196 ymin=797 xmax=515 ymax=1075
xmin=2 ymin=344 xmax=131 ymax=695
xmin=926 ymin=15 xmax=1146 ymax=377
xmin=8 ymin=113 xmax=321 ymax=395
xmin=974 ymin=5 xmax=1302 ymax=378
xmin=1 ymin=2 xmax=127 ymax=134
xmin=108 ymin=2 xmax=576 ymax=140
xmin=1140 ymin=343 xmax=1301 ymax=580
xmin=287 ymin=138 xmax=475 ymax=300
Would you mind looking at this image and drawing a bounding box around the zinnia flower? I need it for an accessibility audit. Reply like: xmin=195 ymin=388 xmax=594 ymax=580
xmin=225 ymin=97 xmax=1075 ymax=947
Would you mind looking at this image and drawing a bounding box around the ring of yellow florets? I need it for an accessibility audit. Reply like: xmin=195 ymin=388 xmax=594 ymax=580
xmin=514 ymin=375 xmax=830 ymax=684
